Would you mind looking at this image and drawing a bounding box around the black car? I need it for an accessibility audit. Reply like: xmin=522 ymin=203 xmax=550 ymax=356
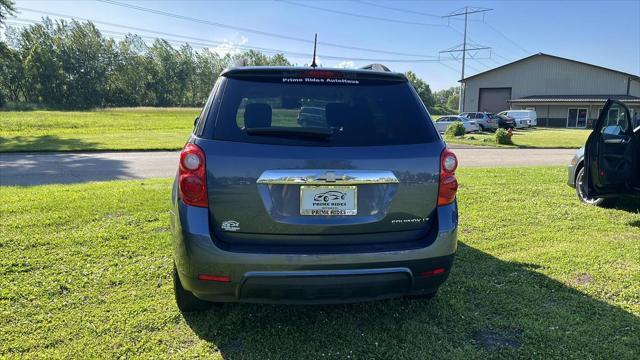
xmin=568 ymin=100 xmax=639 ymax=205
xmin=493 ymin=114 xmax=516 ymax=129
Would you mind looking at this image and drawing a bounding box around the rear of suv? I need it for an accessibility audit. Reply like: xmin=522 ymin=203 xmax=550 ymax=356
xmin=459 ymin=112 xmax=499 ymax=131
xmin=171 ymin=66 xmax=459 ymax=311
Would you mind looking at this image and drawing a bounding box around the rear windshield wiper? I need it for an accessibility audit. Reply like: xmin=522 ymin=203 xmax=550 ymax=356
xmin=245 ymin=126 xmax=334 ymax=140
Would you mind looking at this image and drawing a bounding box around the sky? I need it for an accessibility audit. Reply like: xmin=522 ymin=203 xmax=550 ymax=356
xmin=5 ymin=0 xmax=640 ymax=90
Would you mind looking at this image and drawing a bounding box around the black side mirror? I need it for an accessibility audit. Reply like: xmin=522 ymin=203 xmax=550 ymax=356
xmin=193 ymin=116 xmax=199 ymax=127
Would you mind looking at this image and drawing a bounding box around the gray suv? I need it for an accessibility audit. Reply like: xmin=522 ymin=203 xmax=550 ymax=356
xmin=171 ymin=66 xmax=459 ymax=311
xmin=459 ymin=112 xmax=499 ymax=131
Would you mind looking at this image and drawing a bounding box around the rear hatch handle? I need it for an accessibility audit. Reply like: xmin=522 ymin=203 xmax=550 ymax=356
xmin=256 ymin=170 xmax=400 ymax=185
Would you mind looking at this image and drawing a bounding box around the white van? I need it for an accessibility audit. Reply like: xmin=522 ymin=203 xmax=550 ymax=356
xmin=499 ymin=110 xmax=537 ymax=128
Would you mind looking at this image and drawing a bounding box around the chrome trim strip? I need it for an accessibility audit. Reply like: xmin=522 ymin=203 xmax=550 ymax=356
xmin=256 ymin=170 xmax=399 ymax=185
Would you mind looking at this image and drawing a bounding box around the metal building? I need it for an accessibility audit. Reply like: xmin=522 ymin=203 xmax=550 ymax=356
xmin=460 ymin=53 xmax=640 ymax=128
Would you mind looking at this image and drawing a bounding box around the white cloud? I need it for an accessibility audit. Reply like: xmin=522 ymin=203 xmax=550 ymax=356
xmin=211 ymin=35 xmax=249 ymax=56
xmin=335 ymin=60 xmax=356 ymax=69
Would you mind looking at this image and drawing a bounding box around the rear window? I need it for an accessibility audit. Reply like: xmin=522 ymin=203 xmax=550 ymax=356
xmin=206 ymin=76 xmax=438 ymax=146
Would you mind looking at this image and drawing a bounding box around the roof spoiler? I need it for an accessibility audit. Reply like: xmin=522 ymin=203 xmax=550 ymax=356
xmin=360 ymin=64 xmax=391 ymax=72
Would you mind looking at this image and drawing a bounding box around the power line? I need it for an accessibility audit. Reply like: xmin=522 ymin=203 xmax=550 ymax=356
xmin=471 ymin=58 xmax=491 ymax=69
xmin=488 ymin=57 xmax=502 ymax=65
xmin=280 ymin=0 xmax=448 ymax=27
xmin=437 ymin=61 xmax=460 ymax=73
xmin=89 ymin=0 xmax=439 ymax=58
xmin=483 ymin=21 xmax=531 ymax=55
xmin=355 ymin=0 xmax=441 ymax=18
xmin=8 ymin=17 xmax=456 ymax=63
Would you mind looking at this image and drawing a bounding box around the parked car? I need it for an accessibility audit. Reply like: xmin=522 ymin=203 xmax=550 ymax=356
xmin=297 ymin=106 xmax=326 ymax=128
xmin=459 ymin=112 xmax=499 ymax=131
xmin=499 ymin=110 xmax=537 ymax=128
xmin=171 ymin=66 xmax=459 ymax=311
xmin=493 ymin=114 xmax=516 ymax=129
xmin=434 ymin=115 xmax=479 ymax=133
xmin=567 ymin=100 xmax=639 ymax=206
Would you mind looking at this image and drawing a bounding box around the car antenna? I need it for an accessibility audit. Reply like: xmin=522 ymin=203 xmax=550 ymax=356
xmin=310 ymin=33 xmax=318 ymax=68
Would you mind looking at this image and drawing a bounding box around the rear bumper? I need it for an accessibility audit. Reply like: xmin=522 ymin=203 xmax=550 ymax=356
xmin=171 ymin=199 xmax=458 ymax=304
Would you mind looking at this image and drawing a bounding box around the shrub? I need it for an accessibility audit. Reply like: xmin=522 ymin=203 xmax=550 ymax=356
xmin=445 ymin=121 xmax=466 ymax=138
xmin=495 ymin=128 xmax=513 ymax=145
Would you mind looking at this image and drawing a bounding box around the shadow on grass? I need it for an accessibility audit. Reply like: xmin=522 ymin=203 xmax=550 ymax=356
xmin=183 ymin=243 xmax=639 ymax=359
xmin=0 ymin=136 xmax=133 ymax=186
xmin=615 ymin=196 xmax=640 ymax=214
xmin=0 ymin=135 xmax=102 ymax=153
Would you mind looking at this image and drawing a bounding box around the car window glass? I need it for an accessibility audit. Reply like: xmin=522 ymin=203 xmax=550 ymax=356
xmin=212 ymin=78 xmax=438 ymax=146
xmin=601 ymin=104 xmax=628 ymax=136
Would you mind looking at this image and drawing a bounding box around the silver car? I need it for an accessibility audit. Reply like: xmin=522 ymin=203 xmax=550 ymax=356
xmin=434 ymin=115 xmax=479 ymax=133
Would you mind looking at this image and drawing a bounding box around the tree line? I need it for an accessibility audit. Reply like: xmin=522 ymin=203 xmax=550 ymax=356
xmin=0 ymin=16 xmax=459 ymax=113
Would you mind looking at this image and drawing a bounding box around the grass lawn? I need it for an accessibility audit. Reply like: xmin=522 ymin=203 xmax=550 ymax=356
xmin=1 ymin=167 xmax=638 ymax=358
xmin=444 ymin=127 xmax=590 ymax=148
xmin=2 ymin=109 xmax=588 ymax=152
xmin=0 ymin=108 xmax=198 ymax=152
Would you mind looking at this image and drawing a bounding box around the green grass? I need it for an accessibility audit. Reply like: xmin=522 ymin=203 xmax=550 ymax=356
xmin=1 ymin=167 xmax=638 ymax=358
xmin=2 ymin=109 xmax=590 ymax=152
xmin=444 ymin=127 xmax=590 ymax=148
xmin=0 ymin=108 xmax=199 ymax=152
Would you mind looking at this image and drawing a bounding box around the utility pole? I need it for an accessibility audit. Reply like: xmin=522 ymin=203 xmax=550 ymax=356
xmin=441 ymin=7 xmax=492 ymax=112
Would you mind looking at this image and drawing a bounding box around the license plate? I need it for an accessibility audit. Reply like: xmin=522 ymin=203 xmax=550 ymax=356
xmin=300 ymin=186 xmax=357 ymax=216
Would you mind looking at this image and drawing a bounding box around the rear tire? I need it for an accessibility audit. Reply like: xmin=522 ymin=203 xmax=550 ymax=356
xmin=575 ymin=167 xmax=617 ymax=207
xmin=173 ymin=264 xmax=212 ymax=312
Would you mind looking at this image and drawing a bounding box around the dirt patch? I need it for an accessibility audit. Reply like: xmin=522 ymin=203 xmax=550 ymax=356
xmin=573 ymin=273 xmax=594 ymax=285
xmin=473 ymin=328 xmax=523 ymax=350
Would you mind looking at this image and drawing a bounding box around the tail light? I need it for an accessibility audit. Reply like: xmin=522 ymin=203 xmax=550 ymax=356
xmin=438 ymin=148 xmax=458 ymax=206
xmin=420 ymin=267 xmax=446 ymax=277
xmin=178 ymin=143 xmax=208 ymax=207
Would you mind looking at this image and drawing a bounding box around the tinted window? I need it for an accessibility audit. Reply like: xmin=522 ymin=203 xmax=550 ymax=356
xmin=601 ymin=105 xmax=628 ymax=135
xmin=208 ymin=77 xmax=438 ymax=146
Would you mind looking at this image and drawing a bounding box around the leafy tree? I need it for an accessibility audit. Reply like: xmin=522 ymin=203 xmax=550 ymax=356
xmin=0 ymin=17 xmax=456 ymax=110
xmin=433 ymin=86 xmax=460 ymax=114
xmin=58 ymin=20 xmax=111 ymax=107
xmin=0 ymin=42 xmax=24 ymax=102
xmin=19 ymin=19 xmax=66 ymax=104
xmin=106 ymin=34 xmax=151 ymax=106
xmin=447 ymin=92 xmax=460 ymax=111
xmin=405 ymin=70 xmax=435 ymax=108
xmin=0 ymin=0 xmax=15 ymax=25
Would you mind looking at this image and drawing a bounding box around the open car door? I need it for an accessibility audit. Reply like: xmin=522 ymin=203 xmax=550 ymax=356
xmin=584 ymin=100 xmax=636 ymax=198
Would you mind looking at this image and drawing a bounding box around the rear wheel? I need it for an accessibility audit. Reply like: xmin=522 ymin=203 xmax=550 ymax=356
xmin=575 ymin=167 xmax=616 ymax=207
xmin=173 ymin=264 xmax=213 ymax=312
